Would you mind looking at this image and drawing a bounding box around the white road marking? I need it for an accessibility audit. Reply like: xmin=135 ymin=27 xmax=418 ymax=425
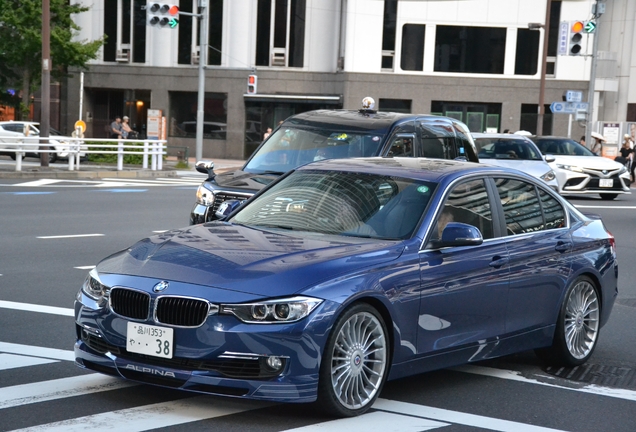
xmin=74 ymin=265 xmax=95 ymax=270
xmin=10 ymin=396 xmax=266 ymax=432
xmin=0 ymin=353 xmax=58 ymax=371
xmin=374 ymin=399 xmax=568 ymax=432
xmin=12 ymin=179 xmax=61 ymax=187
xmin=152 ymin=230 xmax=168 ymax=233
xmin=282 ymin=411 xmax=448 ymax=431
xmin=0 ymin=374 xmax=134 ymax=410
xmin=0 ymin=342 xmax=74 ymax=361
xmin=11 ymin=178 xmax=202 ymax=188
xmin=575 ymin=205 xmax=636 ymax=209
xmin=0 ymin=300 xmax=74 ymax=317
xmin=37 ymin=234 xmax=104 ymax=239
xmin=453 ymin=364 xmax=636 ymax=402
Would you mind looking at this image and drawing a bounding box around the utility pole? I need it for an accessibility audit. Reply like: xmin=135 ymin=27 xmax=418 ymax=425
xmin=585 ymin=1 xmax=604 ymax=148
xmin=536 ymin=0 xmax=552 ymax=136
xmin=195 ymin=0 xmax=209 ymax=162
xmin=40 ymin=0 xmax=51 ymax=166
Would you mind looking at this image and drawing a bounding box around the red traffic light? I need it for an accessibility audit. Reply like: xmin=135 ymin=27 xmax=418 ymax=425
xmin=169 ymin=5 xmax=179 ymax=15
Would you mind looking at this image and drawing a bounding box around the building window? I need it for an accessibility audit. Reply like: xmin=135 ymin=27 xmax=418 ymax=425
xmin=255 ymin=0 xmax=305 ymax=67
xmin=379 ymin=99 xmax=412 ymax=113
xmin=431 ymin=101 xmax=502 ymax=133
xmin=435 ymin=26 xmax=506 ymax=74
xmin=515 ymin=29 xmax=539 ymax=75
xmin=178 ymin=0 xmax=195 ymax=65
xmin=400 ymin=24 xmax=425 ymax=71
xmin=169 ymin=92 xmax=227 ymax=139
xmin=381 ymin=0 xmax=398 ymax=70
xmin=103 ymin=0 xmax=146 ymax=63
xmin=520 ymin=104 xmax=552 ymax=135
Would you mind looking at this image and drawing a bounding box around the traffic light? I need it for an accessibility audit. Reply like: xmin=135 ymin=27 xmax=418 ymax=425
xmin=247 ymin=75 xmax=257 ymax=94
xmin=148 ymin=3 xmax=179 ymax=28
xmin=569 ymin=21 xmax=584 ymax=55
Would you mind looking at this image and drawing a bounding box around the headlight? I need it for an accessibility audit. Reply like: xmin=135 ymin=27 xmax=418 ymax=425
xmin=221 ymin=296 xmax=323 ymax=323
xmin=81 ymin=268 xmax=110 ymax=301
xmin=540 ymin=170 xmax=556 ymax=182
xmin=556 ymin=164 xmax=583 ymax=173
xmin=618 ymin=165 xmax=628 ymax=174
xmin=196 ymin=185 xmax=215 ymax=206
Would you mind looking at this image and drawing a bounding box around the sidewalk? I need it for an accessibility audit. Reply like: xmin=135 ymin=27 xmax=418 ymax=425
xmin=0 ymin=156 xmax=245 ymax=179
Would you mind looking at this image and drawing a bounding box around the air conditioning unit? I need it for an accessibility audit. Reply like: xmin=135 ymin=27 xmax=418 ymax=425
xmin=116 ymin=49 xmax=130 ymax=63
xmin=271 ymin=48 xmax=286 ymax=66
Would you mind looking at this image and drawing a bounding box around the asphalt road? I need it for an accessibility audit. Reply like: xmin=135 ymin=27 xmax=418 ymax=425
xmin=0 ymin=175 xmax=635 ymax=432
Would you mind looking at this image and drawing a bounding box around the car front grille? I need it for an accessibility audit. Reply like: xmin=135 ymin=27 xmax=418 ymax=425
xmin=208 ymin=192 xmax=251 ymax=220
xmin=110 ymin=288 xmax=150 ymax=320
xmin=156 ymin=296 xmax=210 ymax=327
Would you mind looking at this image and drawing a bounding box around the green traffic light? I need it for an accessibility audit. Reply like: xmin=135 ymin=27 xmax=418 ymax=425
xmin=169 ymin=18 xmax=178 ymax=28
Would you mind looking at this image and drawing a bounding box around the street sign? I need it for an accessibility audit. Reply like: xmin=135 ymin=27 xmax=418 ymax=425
xmin=558 ymin=21 xmax=569 ymax=56
xmin=565 ymin=90 xmax=582 ymax=103
xmin=584 ymin=21 xmax=596 ymax=33
xmin=550 ymin=102 xmax=588 ymax=114
xmin=74 ymin=120 xmax=86 ymax=133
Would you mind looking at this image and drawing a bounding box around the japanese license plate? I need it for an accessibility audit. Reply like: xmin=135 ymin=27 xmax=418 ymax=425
xmin=126 ymin=322 xmax=174 ymax=359
xmin=599 ymin=179 xmax=613 ymax=188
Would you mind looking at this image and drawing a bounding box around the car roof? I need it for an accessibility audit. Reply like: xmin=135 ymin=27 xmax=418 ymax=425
xmin=296 ymin=157 xmax=524 ymax=183
xmin=472 ymin=133 xmax=531 ymax=140
xmin=283 ymin=110 xmax=447 ymax=132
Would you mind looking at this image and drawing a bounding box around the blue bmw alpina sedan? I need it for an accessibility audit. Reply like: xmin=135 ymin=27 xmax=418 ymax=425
xmin=74 ymin=157 xmax=617 ymax=417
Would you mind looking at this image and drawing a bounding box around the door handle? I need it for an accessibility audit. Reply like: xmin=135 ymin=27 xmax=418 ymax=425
xmin=489 ymin=256 xmax=509 ymax=268
xmin=555 ymin=241 xmax=572 ymax=253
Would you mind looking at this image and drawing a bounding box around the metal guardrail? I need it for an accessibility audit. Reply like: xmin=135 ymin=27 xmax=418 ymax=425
xmin=0 ymin=137 xmax=167 ymax=172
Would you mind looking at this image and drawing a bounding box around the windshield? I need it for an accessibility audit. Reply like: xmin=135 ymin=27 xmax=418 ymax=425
xmin=231 ymin=170 xmax=436 ymax=240
xmin=244 ymin=127 xmax=385 ymax=174
xmin=533 ymin=138 xmax=595 ymax=156
xmin=474 ymin=138 xmax=542 ymax=160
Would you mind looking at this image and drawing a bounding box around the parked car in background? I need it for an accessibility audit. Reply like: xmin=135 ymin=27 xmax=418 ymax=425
xmin=190 ymin=98 xmax=480 ymax=224
xmin=0 ymin=121 xmax=80 ymax=163
xmin=532 ymin=136 xmax=631 ymax=200
xmin=75 ymin=157 xmax=617 ymax=417
xmin=472 ymin=133 xmax=558 ymax=191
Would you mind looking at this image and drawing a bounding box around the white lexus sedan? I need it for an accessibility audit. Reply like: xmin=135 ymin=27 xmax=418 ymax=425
xmin=472 ymin=133 xmax=559 ymax=191
xmin=532 ymin=136 xmax=631 ymax=200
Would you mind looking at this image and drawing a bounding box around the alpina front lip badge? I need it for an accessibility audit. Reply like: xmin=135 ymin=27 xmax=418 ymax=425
xmin=153 ymin=281 xmax=169 ymax=292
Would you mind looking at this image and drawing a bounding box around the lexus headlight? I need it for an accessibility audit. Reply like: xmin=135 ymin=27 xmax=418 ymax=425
xmin=540 ymin=170 xmax=556 ymax=182
xmin=81 ymin=268 xmax=110 ymax=301
xmin=196 ymin=185 xmax=215 ymax=206
xmin=221 ymin=296 xmax=323 ymax=323
xmin=618 ymin=165 xmax=628 ymax=174
xmin=556 ymin=164 xmax=583 ymax=173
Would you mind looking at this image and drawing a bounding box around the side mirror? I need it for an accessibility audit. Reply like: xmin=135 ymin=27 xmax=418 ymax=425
xmin=195 ymin=160 xmax=215 ymax=178
xmin=440 ymin=222 xmax=483 ymax=247
xmin=215 ymin=199 xmax=243 ymax=220
xmin=544 ymin=154 xmax=556 ymax=163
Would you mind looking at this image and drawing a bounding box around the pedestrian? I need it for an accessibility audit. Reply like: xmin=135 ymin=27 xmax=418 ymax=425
xmin=503 ymin=129 xmax=510 ymax=134
xmin=590 ymin=132 xmax=604 ymax=156
xmin=263 ymin=127 xmax=272 ymax=140
xmin=621 ymin=134 xmax=636 ymax=181
xmin=110 ymin=116 xmax=123 ymax=139
xmin=121 ymin=116 xmax=135 ymax=139
xmin=579 ymin=135 xmax=586 ymax=147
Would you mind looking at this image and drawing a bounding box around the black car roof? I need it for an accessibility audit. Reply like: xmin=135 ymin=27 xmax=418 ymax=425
xmin=283 ymin=110 xmax=445 ymax=132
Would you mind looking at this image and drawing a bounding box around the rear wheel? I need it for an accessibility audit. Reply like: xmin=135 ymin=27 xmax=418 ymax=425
xmin=317 ymin=303 xmax=389 ymax=417
xmin=536 ymin=276 xmax=600 ymax=367
xmin=600 ymin=193 xmax=618 ymax=200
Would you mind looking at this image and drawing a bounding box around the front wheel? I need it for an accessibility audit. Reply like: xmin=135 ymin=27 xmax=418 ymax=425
xmin=536 ymin=276 xmax=600 ymax=367
xmin=317 ymin=303 xmax=389 ymax=417
xmin=600 ymin=193 xmax=618 ymax=200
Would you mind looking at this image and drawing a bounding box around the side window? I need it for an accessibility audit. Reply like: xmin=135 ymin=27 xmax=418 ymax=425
xmin=494 ymin=178 xmax=543 ymax=235
xmin=539 ymin=189 xmax=566 ymax=229
xmin=417 ymin=121 xmax=456 ymax=160
xmin=429 ymin=178 xmax=494 ymax=246
xmin=388 ymin=135 xmax=414 ymax=157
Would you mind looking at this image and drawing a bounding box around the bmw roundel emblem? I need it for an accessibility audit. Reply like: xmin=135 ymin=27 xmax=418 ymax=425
xmin=153 ymin=281 xmax=169 ymax=293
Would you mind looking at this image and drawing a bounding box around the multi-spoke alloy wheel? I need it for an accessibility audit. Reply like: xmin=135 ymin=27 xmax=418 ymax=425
xmin=318 ymin=303 xmax=389 ymax=417
xmin=536 ymin=276 xmax=601 ymax=367
xmin=564 ymin=279 xmax=600 ymax=360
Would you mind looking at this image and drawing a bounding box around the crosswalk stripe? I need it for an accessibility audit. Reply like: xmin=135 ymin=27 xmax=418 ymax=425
xmin=281 ymin=411 xmax=449 ymax=432
xmin=0 ymin=301 xmax=74 ymax=317
xmin=10 ymin=396 xmax=266 ymax=432
xmin=0 ymin=353 xmax=58 ymax=371
xmin=0 ymin=342 xmax=74 ymax=361
xmin=0 ymin=374 xmax=134 ymax=410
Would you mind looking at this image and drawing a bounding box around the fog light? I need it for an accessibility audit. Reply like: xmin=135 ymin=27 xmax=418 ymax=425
xmin=267 ymin=356 xmax=283 ymax=370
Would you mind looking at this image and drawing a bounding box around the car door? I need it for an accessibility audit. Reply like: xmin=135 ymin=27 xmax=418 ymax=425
xmin=417 ymin=177 xmax=510 ymax=355
xmin=491 ymin=177 xmax=573 ymax=334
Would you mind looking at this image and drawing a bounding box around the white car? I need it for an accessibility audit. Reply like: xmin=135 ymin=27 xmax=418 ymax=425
xmin=472 ymin=133 xmax=559 ymax=191
xmin=532 ymin=136 xmax=631 ymax=200
xmin=0 ymin=121 xmax=82 ymax=163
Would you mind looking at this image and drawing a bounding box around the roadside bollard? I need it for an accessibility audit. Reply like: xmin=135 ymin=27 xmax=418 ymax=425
xmin=117 ymin=139 xmax=124 ymax=171
xmin=158 ymin=143 xmax=163 ymax=170
xmin=143 ymin=141 xmax=149 ymax=169
xmin=151 ymin=142 xmax=157 ymax=171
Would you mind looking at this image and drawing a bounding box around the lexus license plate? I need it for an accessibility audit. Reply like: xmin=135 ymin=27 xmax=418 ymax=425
xmin=599 ymin=179 xmax=613 ymax=188
xmin=127 ymin=322 xmax=174 ymax=359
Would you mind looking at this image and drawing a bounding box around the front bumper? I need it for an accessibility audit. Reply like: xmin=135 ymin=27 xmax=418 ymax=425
xmin=74 ymin=297 xmax=336 ymax=403
xmin=555 ymin=169 xmax=631 ymax=195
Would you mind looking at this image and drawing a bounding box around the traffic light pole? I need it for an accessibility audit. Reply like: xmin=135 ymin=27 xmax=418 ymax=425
xmin=536 ymin=0 xmax=552 ymax=136
xmin=585 ymin=2 xmax=602 ymax=150
xmin=195 ymin=0 xmax=209 ymax=162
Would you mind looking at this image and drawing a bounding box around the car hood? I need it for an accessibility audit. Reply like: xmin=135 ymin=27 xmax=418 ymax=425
xmin=211 ymin=169 xmax=280 ymax=193
xmin=550 ymin=155 xmax=624 ymax=170
xmin=480 ymin=159 xmax=552 ymax=177
xmin=96 ymin=222 xmax=404 ymax=296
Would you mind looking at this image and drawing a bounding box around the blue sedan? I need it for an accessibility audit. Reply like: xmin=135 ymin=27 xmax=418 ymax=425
xmin=74 ymin=157 xmax=617 ymax=417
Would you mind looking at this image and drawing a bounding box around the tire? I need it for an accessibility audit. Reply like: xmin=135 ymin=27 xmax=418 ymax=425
xmin=536 ymin=276 xmax=600 ymax=367
xmin=317 ymin=303 xmax=389 ymax=417
xmin=49 ymin=153 xmax=58 ymax=163
xmin=600 ymin=193 xmax=618 ymax=200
